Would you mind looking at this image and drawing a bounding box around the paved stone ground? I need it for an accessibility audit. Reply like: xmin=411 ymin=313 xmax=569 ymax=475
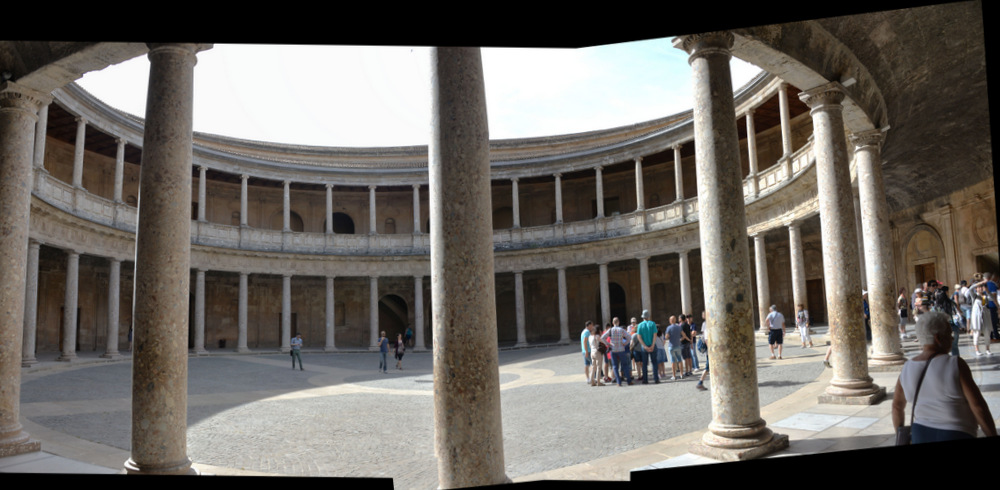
xmin=19 ymin=334 xmax=827 ymax=488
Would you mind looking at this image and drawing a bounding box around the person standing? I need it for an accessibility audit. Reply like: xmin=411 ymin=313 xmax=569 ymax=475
xmin=688 ymin=314 xmax=701 ymax=372
xmin=377 ymin=330 xmax=389 ymax=373
xmin=404 ymin=325 xmax=414 ymax=348
xmin=897 ymin=287 xmax=910 ymax=340
xmin=796 ymin=304 xmax=812 ymax=348
xmin=581 ymin=321 xmax=594 ymax=385
xmin=589 ymin=324 xmax=607 ymax=386
xmin=601 ymin=318 xmax=632 ymax=386
xmin=395 ymin=333 xmax=406 ymax=370
xmin=635 ymin=310 xmax=660 ymax=384
xmin=765 ymin=305 xmax=785 ymax=360
xmin=290 ymin=333 xmax=304 ymax=371
xmin=665 ymin=315 xmax=688 ymax=380
xmin=970 ymin=284 xmax=992 ymax=356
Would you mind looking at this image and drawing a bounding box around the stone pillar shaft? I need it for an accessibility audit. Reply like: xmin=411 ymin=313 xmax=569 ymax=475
xmin=634 ymin=157 xmax=645 ymax=211
xmin=22 ymin=241 xmax=41 ymax=367
xmin=599 ymin=263 xmax=610 ymax=326
xmin=557 ymin=267 xmax=569 ymax=343
xmin=754 ymin=234 xmax=770 ymax=330
xmin=514 ymin=271 xmax=526 ymax=345
xmin=369 ymin=185 xmax=377 ymax=234
xmin=639 ymin=257 xmax=651 ymax=314
xmin=113 ymin=139 xmax=125 ymax=202
xmin=746 ymin=110 xmax=759 ymax=196
xmin=369 ymin=276 xmax=379 ymax=348
xmin=511 ymin=178 xmax=520 ymax=228
xmin=72 ymin=116 xmax=85 ymax=188
xmin=674 ymin=145 xmax=684 ymax=201
xmin=1 ymin=82 xmax=48 ymax=457
xmin=676 ymin=32 xmax=784 ymax=459
xmin=281 ymin=274 xmax=291 ymax=352
xmin=325 ymin=276 xmax=336 ymax=351
xmin=853 ymin=129 xmax=903 ymax=365
xmin=240 ymin=174 xmax=248 ymax=226
xmin=779 ymin=83 xmax=792 ymax=156
xmin=679 ymin=251 xmax=692 ymax=315
xmin=853 ymin=187 xmax=867 ymax=286
xmin=58 ymin=250 xmax=80 ymax=361
xmin=800 ymin=82 xmax=883 ymax=403
xmin=428 ymin=47 xmax=507 ymax=488
xmin=125 ymin=43 xmax=205 ymax=475
xmin=193 ymin=269 xmax=206 ymax=354
xmin=326 ymin=184 xmax=334 ymax=234
xmin=554 ymin=173 xmax=563 ymax=224
xmin=412 ymin=184 xmax=421 ymax=234
xmin=595 ymin=167 xmax=604 ymax=218
xmin=282 ymin=180 xmax=291 ymax=231
xmin=237 ymin=272 xmax=248 ymax=352
xmin=32 ymin=103 xmax=48 ymax=172
xmin=414 ymin=275 xmax=425 ymax=350
xmin=102 ymin=258 xmax=122 ymax=358
xmin=788 ymin=222 xmax=808 ymax=314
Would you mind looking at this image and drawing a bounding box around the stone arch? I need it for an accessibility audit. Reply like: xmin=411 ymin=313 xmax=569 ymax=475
xmin=328 ymin=212 xmax=355 ymax=234
xmin=903 ymin=223 xmax=947 ymax=288
xmin=269 ymin=210 xmax=304 ymax=232
xmin=595 ymin=282 xmax=628 ymax=326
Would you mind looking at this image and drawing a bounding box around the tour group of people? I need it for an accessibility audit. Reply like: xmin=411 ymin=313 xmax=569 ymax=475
xmin=580 ymin=309 xmax=711 ymax=390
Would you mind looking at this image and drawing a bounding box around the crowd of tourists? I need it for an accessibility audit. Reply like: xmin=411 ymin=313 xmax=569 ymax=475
xmin=580 ymin=309 xmax=710 ymax=391
xmin=905 ymin=272 xmax=999 ymax=357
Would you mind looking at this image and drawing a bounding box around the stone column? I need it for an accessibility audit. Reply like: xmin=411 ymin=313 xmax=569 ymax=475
xmin=599 ymin=262 xmax=610 ymax=326
xmin=369 ymin=275 xmax=379 ymax=349
xmin=101 ymin=258 xmax=122 ymax=359
xmin=514 ymin=271 xmax=527 ymax=346
xmin=326 ymin=184 xmax=334 ymax=234
xmin=779 ymin=83 xmax=793 ymax=177
xmin=125 ymin=43 xmax=208 ymax=475
xmin=414 ymin=275 xmax=426 ymax=350
xmin=72 ymin=116 xmax=86 ymax=188
xmin=428 ymin=47 xmax=508 ymax=487
xmin=32 ymin=102 xmax=48 ymax=173
xmin=676 ymin=32 xmax=787 ymax=460
xmin=787 ymin=221 xmax=809 ymax=316
xmin=0 ymin=81 xmax=49 ymax=458
xmin=553 ymin=173 xmax=563 ymax=224
xmin=638 ymin=256 xmax=652 ymax=314
xmin=22 ymin=240 xmax=41 ymax=367
xmin=197 ymin=166 xmax=207 ymax=221
xmin=281 ymin=274 xmax=291 ymax=352
xmin=237 ymin=272 xmax=249 ymax=352
xmin=679 ymin=250 xmax=692 ymax=315
xmin=325 ymin=276 xmax=337 ymax=351
xmin=595 ymin=166 xmax=604 ymax=218
xmin=511 ymin=178 xmax=520 ymax=228
xmin=746 ymin=109 xmax=759 ymax=196
xmin=753 ymin=234 xmax=770 ymax=331
xmin=853 ymin=129 xmax=904 ymax=366
xmin=282 ymin=180 xmax=291 ymax=231
xmin=57 ymin=250 xmax=80 ymax=362
xmin=113 ymin=138 xmax=125 ymax=202
xmin=369 ymin=185 xmax=377 ymax=234
xmin=673 ymin=144 xmax=684 ymax=201
xmin=193 ymin=269 xmax=207 ymax=354
xmin=412 ymin=184 xmax=421 ymax=234
xmin=852 ymin=186 xmax=867 ymax=287
xmin=799 ymin=82 xmax=884 ymax=404
xmin=634 ymin=156 xmax=645 ymax=211
xmin=557 ymin=266 xmax=569 ymax=343
xmin=240 ymin=174 xmax=248 ymax=226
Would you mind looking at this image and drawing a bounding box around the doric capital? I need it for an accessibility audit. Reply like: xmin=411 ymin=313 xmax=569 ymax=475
xmin=849 ymin=127 xmax=888 ymax=150
xmin=673 ymin=32 xmax=734 ymax=60
xmin=553 ymin=172 xmax=562 ymax=179
xmin=672 ymin=143 xmax=683 ymax=152
xmin=0 ymin=81 xmax=52 ymax=115
xmin=369 ymin=185 xmax=377 ymax=191
xmin=240 ymin=174 xmax=249 ymax=181
xmin=798 ymin=82 xmax=847 ymax=110
xmin=412 ymin=183 xmax=420 ymax=190
xmin=511 ymin=177 xmax=519 ymax=183
xmin=634 ymin=156 xmax=643 ymax=164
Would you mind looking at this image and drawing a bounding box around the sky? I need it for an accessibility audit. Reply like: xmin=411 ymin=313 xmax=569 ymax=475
xmin=76 ymin=41 xmax=762 ymax=148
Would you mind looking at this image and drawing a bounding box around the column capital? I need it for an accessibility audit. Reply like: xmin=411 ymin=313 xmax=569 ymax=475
xmin=745 ymin=106 xmax=756 ymax=117
xmin=412 ymin=183 xmax=420 ymax=190
xmin=849 ymin=127 xmax=889 ymax=150
xmin=511 ymin=177 xmax=519 ymax=183
xmin=74 ymin=115 xmax=87 ymax=125
xmin=116 ymin=137 xmax=127 ymax=146
xmin=798 ymin=82 xmax=847 ymax=110
xmin=198 ymin=165 xmax=207 ymax=173
xmin=240 ymin=174 xmax=249 ymax=181
xmin=673 ymin=31 xmax=734 ymax=59
xmin=513 ymin=270 xmax=523 ymax=276
xmin=594 ymin=165 xmax=603 ymax=173
xmin=326 ymin=183 xmax=333 ymax=190
xmin=0 ymin=81 xmax=52 ymax=114
xmin=636 ymin=255 xmax=650 ymax=262
xmin=634 ymin=156 xmax=643 ymax=164
xmin=283 ymin=179 xmax=291 ymax=187
xmin=369 ymin=184 xmax=377 ymax=191
xmin=553 ymin=172 xmax=562 ymax=179
xmin=671 ymin=143 xmax=684 ymax=151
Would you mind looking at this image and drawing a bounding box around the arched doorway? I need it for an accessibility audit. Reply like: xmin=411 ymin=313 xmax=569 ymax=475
xmin=594 ymin=282 xmax=628 ymax=326
xmin=327 ymin=212 xmax=356 ymax=234
xmin=379 ymin=294 xmax=409 ymax=340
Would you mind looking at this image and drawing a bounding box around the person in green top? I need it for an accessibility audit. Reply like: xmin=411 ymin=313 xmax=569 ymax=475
xmin=635 ymin=310 xmax=660 ymax=384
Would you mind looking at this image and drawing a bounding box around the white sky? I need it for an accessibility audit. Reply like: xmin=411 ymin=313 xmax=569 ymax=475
xmin=77 ymin=41 xmax=762 ymax=147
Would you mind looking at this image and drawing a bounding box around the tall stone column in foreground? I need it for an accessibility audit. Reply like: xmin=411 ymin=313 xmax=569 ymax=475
xmin=125 ymin=43 xmax=209 ymax=475
xmin=429 ymin=46 xmax=508 ymax=488
xmin=0 ymin=81 xmax=49 ymax=458
xmin=799 ymin=82 xmax=884 ymax=404
xmin=675 ymin=32 xmax=787 ymax=460
xmin=852 ymin=129 xmax=904 ymax=367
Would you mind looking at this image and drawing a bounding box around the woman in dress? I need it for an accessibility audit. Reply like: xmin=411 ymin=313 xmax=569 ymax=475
xmin=891 ymin=312 xmax=996 ymax=443
xmin=796 ymin=304 xmax=812 ymax=348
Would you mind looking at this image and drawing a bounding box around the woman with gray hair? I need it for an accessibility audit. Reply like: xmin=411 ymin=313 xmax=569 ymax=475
xmin=892 ymin=312 xmax=996 ymax=444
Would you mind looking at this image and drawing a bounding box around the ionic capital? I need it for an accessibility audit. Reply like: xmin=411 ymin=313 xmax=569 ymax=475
xmin=798 ymin=82 xmax=847 ymax=111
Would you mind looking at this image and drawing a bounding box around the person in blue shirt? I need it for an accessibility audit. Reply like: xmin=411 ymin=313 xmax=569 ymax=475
xmin=635 ymin=310 xmax=660 ymax=384
xmin=378 ymin=331 xmax=389 ymax=373
xmin=581 ymin=321 xmax=594 ymax=385
xmin=290 ymin=333 xmax=304 ymax=371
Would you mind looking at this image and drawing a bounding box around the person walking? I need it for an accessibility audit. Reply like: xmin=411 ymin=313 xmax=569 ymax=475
xmin=796 ymin=304 xmax=812 ymax=348
xmin=290 ymin=333 xmax=304 ymax=371
xmin=970 ymin=283 xmax=993 ymax=356
xmin=765 ymin=305 xmax=785 ymax=360
xmin=395 ymin=333 xmax=406 ymax=370
xmin=377 ymin=331 xmax=389 ymax=373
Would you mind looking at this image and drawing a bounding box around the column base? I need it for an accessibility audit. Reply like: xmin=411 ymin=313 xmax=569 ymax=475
xmin=514 ymin=342 xmax=529 ymax=348
xmin=55 ymin=353 xmax=77 ymax=362
xmin=818 ymin=384 xmax=886 ymax=405
xmin=689 ymin=430 xmax=788 ymax=462
xmin=123 ymin=457 xmax=198 ymax=475
xmin=100 ymin=352 xmax=123 ymax=360
xmin=235 ymin=346 xmax=251 ymax=353
xmin=21 ymin=358 xmax=38 ymax=367
xmin=0 ymin=432 xmax=41 ymax=458
xmin=190 ymin=349 xmax=209 ymax=356
xmin=868 ymin=355 xmax=906 ymax=372
xmin=324 ymin=346 xmax=339 ymax=352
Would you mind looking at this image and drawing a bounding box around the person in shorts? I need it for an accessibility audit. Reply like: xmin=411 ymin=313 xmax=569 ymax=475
xmin=765 ymin=305 xmax=785 ymax=360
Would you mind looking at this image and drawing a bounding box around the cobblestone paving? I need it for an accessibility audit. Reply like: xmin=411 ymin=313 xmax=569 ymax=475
xmin=20 ymin=339 xmax=824 ymax=488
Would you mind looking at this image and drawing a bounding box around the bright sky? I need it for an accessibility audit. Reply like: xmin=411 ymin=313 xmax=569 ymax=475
xmin=77 ymin=41 xmax=762 ymax=148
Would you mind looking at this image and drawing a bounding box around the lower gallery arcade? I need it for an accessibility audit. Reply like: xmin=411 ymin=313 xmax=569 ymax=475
xmin=0 ymin=3 xmax=995 ymax=486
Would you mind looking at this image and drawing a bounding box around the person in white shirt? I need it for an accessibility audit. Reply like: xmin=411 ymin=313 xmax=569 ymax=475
xmin=765 ymin=305 xmax=785 ymax=360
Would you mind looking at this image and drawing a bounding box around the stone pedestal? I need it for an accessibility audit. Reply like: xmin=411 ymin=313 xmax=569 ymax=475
xmin=429 ymin=46 xmax=508 ymax=488
xmin=124 ymin=43 xmax=209 ymax=475
xmin=675 ymin=32 xmax=787 ymax=460
xmin=800 ymin=82 xmax=884 ymax=405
